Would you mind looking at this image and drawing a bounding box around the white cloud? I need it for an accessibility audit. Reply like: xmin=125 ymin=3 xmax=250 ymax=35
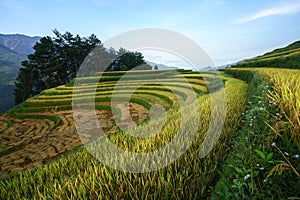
xmin=234 ymin=1 xmax=300 ymax=24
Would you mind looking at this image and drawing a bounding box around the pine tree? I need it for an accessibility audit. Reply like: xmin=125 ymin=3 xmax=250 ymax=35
xmin=14 ymin=30 xmax=101 ymax=104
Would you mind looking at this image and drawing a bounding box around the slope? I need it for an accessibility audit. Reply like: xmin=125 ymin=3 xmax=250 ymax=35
xmin=0 ymin=69 xmax=247 ymax=199
xmin=234 ymin=40 xmax=300 ymax=69
xmin=0 ymin=34 xmax=40 ymax=113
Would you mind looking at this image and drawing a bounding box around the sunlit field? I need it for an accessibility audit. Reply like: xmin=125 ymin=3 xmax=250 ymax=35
xmin=0 ymin=69 xmax=247 ymax=199
xmin=213 ymin=68 xmax=300 ymax=199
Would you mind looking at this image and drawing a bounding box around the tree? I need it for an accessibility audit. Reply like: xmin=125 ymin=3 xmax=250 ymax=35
xmin=154 ymin=65 xmax=158 ymax=70
xmin=14 ymin=29 xmax=101 ymax=104
xmin=14 ymin=29 xmax=150 ymax=104
xmin=108 ymin=48 xmax=147 ymax=71
xmin=120 ymin=65 xmax=128 ymax=71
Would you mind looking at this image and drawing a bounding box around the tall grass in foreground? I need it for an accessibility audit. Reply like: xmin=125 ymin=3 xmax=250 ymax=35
xmin=0 ymin=75 xmax=247 ymax=199
xmin=213 ymin=69 xmax=300 ymax=199
xmin=254 ymin=68 xmax=300 ymax=146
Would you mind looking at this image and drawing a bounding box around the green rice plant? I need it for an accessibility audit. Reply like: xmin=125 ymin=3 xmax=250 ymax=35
xmin=253 ymin=68 xmax=300 ymax=146
xmin=0 ymin=72 xmax=247 ymax=199
xmin=69 ymin=72 xmax=175 ymax=86
xmin=38 ymin=86 xmax=186 ymax=101
xmin=129 ymin=94 xmax=172 ymax=110
xmin=95 ymin=69 xmax=180 ymax=77
xmin=25 ymin=98 xmax=73 ymax=107
xmin=214 ymin=68 xmax=300 ymax=199
xmin=18 ymin=104 xmax=120 ymax=115
xmin=29 ymin=91 xmax=175 ymax=114
xmin=11 ymin=113 xmax=61 ymax=131
xmin=251 ymin=48 xmax=300 ymax=61
xmin=45 ymin=77 xmax=208 ymax=103
xmin=129 ymin=98 xmax=152 ymax=110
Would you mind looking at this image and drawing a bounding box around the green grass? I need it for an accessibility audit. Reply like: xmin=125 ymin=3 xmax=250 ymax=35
xmin=233 ymin=40 xmax=300 ymax=69
xmin=0 ymin=70 xmax=248 ymax=199
xmin=212 ymin=68 xmax=300 ymax=199
xmin=1 ymin=47 xmax=299 ymax=198
xmin=13 ymin=70 xmax=210 ymax=131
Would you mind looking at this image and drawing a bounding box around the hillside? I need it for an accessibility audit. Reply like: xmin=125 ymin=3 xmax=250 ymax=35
xmin=234 ymin=40 xmax=300 ymax=69
xmin=0 ymin=34 xmax=41 ymax=56
xmin=0 ymin=69 xmax=249 ymax=198
xmin=0 ymin=66 xmax=299 ymax=198
xmin=0 ymin=38 xmax=299 ymax=199
xmin=0 ymin=34 xmax=41 ymax=113
xmin=0 ymin=69 xmax=211 ymax=177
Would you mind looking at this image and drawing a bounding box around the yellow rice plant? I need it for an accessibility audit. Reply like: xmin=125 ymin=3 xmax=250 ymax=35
xmin=255 ymin=68 xmax=300 ymax=146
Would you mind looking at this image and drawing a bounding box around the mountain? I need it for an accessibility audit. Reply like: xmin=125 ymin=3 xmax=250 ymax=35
xmin=147 ymin=61 xmax=219 ymax=71
xmin=0 ymin=44 xmax=24 ymax=67
xmin=0 ymin=34 xmax=41 ymax=114
xmin=0 ymin=34 xmax=41 ymax=56
xmin=146 ymin=61 xmax=179 ymax=70
xmin=232 ymin=40 xmax=300 ymax=69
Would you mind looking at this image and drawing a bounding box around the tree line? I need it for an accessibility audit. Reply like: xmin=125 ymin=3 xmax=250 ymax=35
xmin=15 ymin=29 xmax=150 ymax=104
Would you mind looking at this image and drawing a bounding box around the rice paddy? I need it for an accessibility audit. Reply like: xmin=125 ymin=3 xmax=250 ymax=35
xmin=1 ymin=66 xmax=299 ymax=199
xmin=0 ymin=69 xmax=249 ymax=198
xmin=0 ymin=70 xmax=210 ymax=177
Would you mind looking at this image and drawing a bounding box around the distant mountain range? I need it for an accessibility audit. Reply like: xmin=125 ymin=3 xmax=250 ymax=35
xmin=146 ymin=61 xmax=179 ymax=70
xmin=0 ymin=34 xmax=41 ymax=113
xmin=146 ymin=61 xmax=219 ymax=71
xmin=0 ymin=34 xmax=40 ymax=56
xmin=1 ymin=33 xmax=299 ymax=113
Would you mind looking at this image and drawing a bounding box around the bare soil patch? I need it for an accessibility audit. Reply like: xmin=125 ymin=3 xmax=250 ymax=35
xmin=0 ymin=103 xmax=148 ymax=178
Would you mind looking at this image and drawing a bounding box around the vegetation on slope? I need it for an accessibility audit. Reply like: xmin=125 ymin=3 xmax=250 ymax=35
xmin=0 ymin=70 xmax=210 ymax=177
xmin=233 ymin=40 xmax=300 ymax=69
xmin=14 ymin=29 xmax=151 ymax=105
xmin=2 ymin=37 xmax=300 ymax=199
xmin=213 ymin=68 xmax=300 ymax=199
xmin=14 ymin=30 xmax=101 ymax=104
xmin=0 ymin=70 xmax=247 ymax=199
xmin=0 ymin=34 xmax=41 ymax=113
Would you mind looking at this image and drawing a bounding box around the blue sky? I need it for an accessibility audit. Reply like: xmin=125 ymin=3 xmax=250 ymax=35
xmin=1 ymin=0 xmax=300 ymax=66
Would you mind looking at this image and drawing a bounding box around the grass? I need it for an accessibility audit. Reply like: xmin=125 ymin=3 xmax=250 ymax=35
xmin=10 ymin=70 xmax=209 ymax=131
xmin=247 ymin=48 xmax=300 ymax=63
xmin=1 ymin=68 xmax=299 ymax=198
xmin=233 ymin=40 xmax=300 ymax=69
xmin=0 ymin=70 xmax=248 ymax=199
xmin=212 ymin=68 xmax=300 ymax=199
xmin=254 ymin=68 xmax=300 ymax=145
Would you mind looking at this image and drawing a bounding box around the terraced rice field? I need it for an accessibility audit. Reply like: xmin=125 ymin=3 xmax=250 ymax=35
xmin=0 ymin=68 xmax=249 ymax=199
xmin=0 ymin=69 xmax=211 ymax=178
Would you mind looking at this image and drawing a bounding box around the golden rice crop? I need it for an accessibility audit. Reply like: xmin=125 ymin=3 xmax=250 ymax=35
xmin=254 ymin=68 xmax=300 ymax=145
xmin=0 ymin=71 xmax=247 ymax=199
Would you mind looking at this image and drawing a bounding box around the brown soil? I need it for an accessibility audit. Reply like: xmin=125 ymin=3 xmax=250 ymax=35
xmin=0 ymin=103 xmax=148 ymax=178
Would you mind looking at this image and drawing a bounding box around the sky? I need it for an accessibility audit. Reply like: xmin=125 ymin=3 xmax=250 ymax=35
xmin=1 ymin=0 xmax=300 ymax=67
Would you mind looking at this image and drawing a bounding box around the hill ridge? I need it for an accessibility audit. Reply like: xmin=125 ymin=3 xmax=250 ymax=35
xmin=0 ymin=33 xmax=41 ymax=56
xmin=234 ymin=39 xmax=300 ymax=69
xmin=0 ymin=33 xmax=41 ymax=113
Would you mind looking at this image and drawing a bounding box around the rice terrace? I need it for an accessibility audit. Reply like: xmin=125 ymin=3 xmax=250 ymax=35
xmin=0 ymin=32 xmax=300 ymax=200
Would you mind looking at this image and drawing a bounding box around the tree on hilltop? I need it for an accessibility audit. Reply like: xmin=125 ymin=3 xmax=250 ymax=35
xmin=108 ymin=48 xmax=150 ymax=71
xmin=14 ymin=29 xmax=151 ymax=104
xmin=14 ymin=29 xmax=101 ymax=104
